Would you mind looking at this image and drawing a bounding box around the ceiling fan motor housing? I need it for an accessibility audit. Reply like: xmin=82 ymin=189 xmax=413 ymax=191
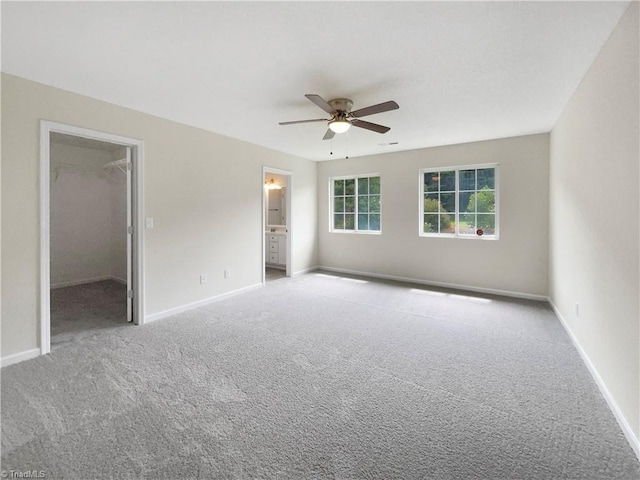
xmin=328 ymin=98 xmax=353 ymax=114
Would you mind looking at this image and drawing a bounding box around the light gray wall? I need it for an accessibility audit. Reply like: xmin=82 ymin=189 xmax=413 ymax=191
xmin=550 ymin=3 xmax=639 ymax=440
xmin=1 ymin=73 xmax=318 ymax=358
xmin=317 ymin=133 xmax=550 ymax=298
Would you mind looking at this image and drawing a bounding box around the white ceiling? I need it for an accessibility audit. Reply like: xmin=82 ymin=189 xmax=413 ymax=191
xmin=1 ymin=1 xmax=630 ymax=161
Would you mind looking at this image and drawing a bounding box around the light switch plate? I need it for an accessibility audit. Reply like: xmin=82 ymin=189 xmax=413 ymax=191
xmin=145 ymin=217 xmax=154 ymax=228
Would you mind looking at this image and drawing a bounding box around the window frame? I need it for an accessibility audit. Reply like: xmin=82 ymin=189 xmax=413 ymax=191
xmin=418 ymin=163 xmax=499 ymax=239
xmin=329 ymin=173 xmax=382 ymax=234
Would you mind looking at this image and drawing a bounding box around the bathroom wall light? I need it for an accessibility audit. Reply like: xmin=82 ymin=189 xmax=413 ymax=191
xmin=264 ymin=178 xmax=282 ymax=190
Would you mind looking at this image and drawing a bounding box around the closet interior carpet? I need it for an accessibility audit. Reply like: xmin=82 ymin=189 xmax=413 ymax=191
xmin=50 ymin=279 xmax=128 ymax=349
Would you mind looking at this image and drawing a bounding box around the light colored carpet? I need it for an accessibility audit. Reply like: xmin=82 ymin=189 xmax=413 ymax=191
xmin=1 ymin=271 xmax=638 ymax=479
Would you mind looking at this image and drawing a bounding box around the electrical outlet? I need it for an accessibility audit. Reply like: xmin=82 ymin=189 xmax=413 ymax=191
xmin=200 ymin=274 xmax=207 ymax=285
xmin=575 ymin=303 xmax=580 ymax=318
xmin=224 ymin=269 xmax=231 ymax=279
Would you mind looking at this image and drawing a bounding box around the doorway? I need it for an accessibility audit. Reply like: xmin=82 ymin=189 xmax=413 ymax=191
xmin=263 ymin=167 xmax=292 ymax=283
xmin=40 ymin=121 xmax=144 ymax=355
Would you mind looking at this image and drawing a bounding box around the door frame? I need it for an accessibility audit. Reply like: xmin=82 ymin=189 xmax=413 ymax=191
xmin=262 ymin=166 xmax=292 ymax=283
xmin=40 ymin=120 xmax=145 ymax=355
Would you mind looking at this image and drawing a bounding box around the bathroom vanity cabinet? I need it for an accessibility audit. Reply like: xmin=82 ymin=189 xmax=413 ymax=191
xmin=265 ymin=233 xmax=286 ymax=268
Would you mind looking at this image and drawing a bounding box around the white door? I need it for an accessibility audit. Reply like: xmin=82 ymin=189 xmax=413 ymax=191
xmin=126 ymin=147 xmax=133 ymax=322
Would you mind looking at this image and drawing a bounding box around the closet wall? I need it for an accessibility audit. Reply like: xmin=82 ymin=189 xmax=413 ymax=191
xmin=50 ymin=141 xmax=127 ymax=288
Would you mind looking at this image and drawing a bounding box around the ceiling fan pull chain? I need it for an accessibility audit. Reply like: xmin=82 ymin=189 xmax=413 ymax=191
xmin=345 ymin=130 xmax=349 ymax=159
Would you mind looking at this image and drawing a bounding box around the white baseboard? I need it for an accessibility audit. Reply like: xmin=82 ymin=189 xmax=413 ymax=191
xmin=145 ymin=283 xmax=263 ymax=323
xmin=318 ymin=266 xmax=548 ymax=301
xmin=110 ymin=276 xmax=127 ymax=285
xmin=51 ymin=276 xmax=125 ymax=289
xmin=549 ymin=299 xmax=640 ymax=461
xmin=265 ymin=264 xmax=286 ymax=271
xmin=292 ymin=265 xmax=320 ymax=277
xmin=1 ymin=348 xmax=40 ymax=368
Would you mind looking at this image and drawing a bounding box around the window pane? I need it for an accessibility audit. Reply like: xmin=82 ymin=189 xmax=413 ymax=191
xmin=345 ymin=196 xmax=355 ymax=212
xmin=334 ymin=214 xmax=345 ymax=230
xmin=424 ymin=194 xmax=439 ymax=213
xmin=439 ymin=193 xmax=455 ymax=213
xmin=477 ymin=168 xmax=495 ymax=190
xmin=358 ymin=177 xmax=369 ymax=194
xmin=477 ymin=214 xmax=495 ymax=235
xmin=475 ymin=190 xmax=495 ymax=213
xmin=459 ymin=213 xmax=475 ymax=235
xmin=459 ymin=169 xmax=475 ymax=191
xmin=460 ymin=192 xmax=474 ymax=212
xmin=424 ymin=172 xmax=439 ymax=192
xmin=440 ymin=214 xmax=454 ymax=234
xmin=369 ymin=176 xmax=380 ymax=194
xmin=334 ymin=180 xmax=344 ymax=195
xmin=345 ymin=179 xmax=355 ymax=195
xmin=345 ymin=214 xmax=355 ymax=230
xmin=358 ymin=214 xmax=369 ymax=230
xmin=370 ymin=214 xmax=381 ymax=231
xmin=440 ymin=171 xmax=455 ymax=191
xmin=369 ymin=195 xmax=380 ymax=213
xmin=334 ymin=197 xmax=344 ymax=213
xmin=358 ymin=196 xmax=369 ymax=213
xmin=424 ymin=214 xmax=438 ymax=233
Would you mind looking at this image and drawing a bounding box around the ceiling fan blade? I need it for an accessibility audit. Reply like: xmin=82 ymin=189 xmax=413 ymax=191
xmin=305 ymin=94 xmax=335 ymax=114
xmin=350 ymin=101 xmax=399 ymax=118
xmin=279 ymin=118 xmax=328 ymax=125
xmin=351 ymin=119 xmax=390 ymax=134
xmin=322 ymin=129 xmax=335 ymax=141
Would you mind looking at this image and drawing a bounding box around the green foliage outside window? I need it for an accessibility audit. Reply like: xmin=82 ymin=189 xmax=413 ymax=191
xmin=332 ymin=175 xmax=381 ymax=232
xmin=421 ymin=166 xmax=497 ymax=237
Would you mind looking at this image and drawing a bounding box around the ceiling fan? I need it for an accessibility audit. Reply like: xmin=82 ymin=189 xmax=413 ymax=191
xmin=279 ymin=94 xmax=399 ymax=140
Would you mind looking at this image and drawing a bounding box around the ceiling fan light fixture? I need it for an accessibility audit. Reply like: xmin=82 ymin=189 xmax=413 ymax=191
xmin=328 ymin=118 xmax=351 ymax=134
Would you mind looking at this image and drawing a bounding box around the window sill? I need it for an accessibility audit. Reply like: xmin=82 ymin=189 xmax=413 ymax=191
xmin=330 ymin=230 xmax=382 ymax=235
xmin=419 ymin=233 xmax=499 ymax=240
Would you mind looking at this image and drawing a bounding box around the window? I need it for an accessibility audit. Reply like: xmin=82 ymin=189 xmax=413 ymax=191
xmin=331 ymin=175 xmax=381 ymax=232
xmin=419 ymin=164 xmax=498 ymax=238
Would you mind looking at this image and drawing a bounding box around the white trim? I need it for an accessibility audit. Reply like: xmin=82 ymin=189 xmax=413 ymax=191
xmin=318 ymin=266 xmax=548 ymax=301
xmin=40 ymin=120 xmax=146 ymax=357
xmin=549 ymin=299 xmax=640 ymax=461
xmin=292 ymin=266 xmax=320 ymax=277
xmin=145 ymin=283 xmax=263 ymax=323
xmin=40 ymin=125 xmax=51 ymax=354
xmin=2 ymin=348 xmax=41 ymax=368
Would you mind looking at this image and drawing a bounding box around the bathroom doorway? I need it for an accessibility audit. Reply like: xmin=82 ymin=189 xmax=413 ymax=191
xmin=263 ymin=167 xmax=292 ymax=283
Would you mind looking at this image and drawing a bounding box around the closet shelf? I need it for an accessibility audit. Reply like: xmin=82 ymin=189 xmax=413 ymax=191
xmin=50 ymin=158 xmax=128 ymax=179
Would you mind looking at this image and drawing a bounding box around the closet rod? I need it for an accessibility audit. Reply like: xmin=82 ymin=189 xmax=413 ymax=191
xmin=103 ymin=158 xmax=128 ymax=173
